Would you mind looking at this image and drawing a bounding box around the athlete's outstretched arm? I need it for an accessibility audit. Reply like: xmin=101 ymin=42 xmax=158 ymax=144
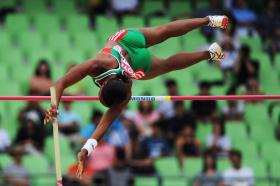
xmin=54 ymin=59 xmax=96 ymax=104
xmin=76 ymin=107 xmax=122 ymax=178
xmin=76 ymin=80 xmax=132 ymax=178
xmin=91 ymin=104 xmax=125 ymax=140
xmin=76 ymin=96 xmax=131 ymax=178
xmin=91 ymin=82 xmax=131 ymax=140
xmin=44 ymin=59 xmax=98 ymax=124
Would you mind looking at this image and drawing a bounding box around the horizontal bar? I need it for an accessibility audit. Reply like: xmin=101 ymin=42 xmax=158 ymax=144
xmin=170 ymin=95 xmax=280 ymax=101
xmin=0 ymin=95 xmax=279 ymax=101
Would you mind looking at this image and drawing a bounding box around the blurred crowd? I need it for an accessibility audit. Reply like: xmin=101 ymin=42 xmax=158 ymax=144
xmin=0 ymin=76 xmax=278 ymax=185
xmin=1 ymin=0 xmax=280 ymax=186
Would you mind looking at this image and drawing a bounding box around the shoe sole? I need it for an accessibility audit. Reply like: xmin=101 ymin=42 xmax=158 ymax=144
xmin=221 ymin=16 xmax=229 ymax=29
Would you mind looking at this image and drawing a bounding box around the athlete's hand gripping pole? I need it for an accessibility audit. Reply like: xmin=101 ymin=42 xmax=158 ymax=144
xmin=50 ymin=87 xmax=63 ymax=186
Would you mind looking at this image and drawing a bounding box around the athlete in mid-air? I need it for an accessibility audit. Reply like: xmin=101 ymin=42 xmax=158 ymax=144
xmin=44 ymin=15 xmax=229 ymax=177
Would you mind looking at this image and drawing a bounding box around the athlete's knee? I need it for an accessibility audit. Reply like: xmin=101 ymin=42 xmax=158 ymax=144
xmin=158 ymin=58 xmax=175 ymax=73
xmin=165 ymin=57 xmax=179 ymax=71
xmin=155 ymin=25 xmax=171 ymax=39
xmin=158 ymin=22 xmax=183 ymax=39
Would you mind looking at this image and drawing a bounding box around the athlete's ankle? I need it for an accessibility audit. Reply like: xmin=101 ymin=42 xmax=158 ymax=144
xmin=206 ymin=51 xmax=212 ymax=60
xmin=205 ymin=16 xmax=210 ymax=25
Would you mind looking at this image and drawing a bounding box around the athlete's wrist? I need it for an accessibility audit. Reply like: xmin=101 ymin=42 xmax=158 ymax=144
xmin=81 ymin=139 xmax=98 ymax=156
xmin=81 ymin=148 xmax=88 ymax=156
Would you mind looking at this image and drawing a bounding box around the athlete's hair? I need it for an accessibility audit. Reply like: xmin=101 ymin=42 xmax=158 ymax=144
xmin=99 ymin=78 xmax=129 ymax=108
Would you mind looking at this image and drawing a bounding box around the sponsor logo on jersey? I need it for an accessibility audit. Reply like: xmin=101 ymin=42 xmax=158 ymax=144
xmin=119 ymin=50 xmax=145 ymax=79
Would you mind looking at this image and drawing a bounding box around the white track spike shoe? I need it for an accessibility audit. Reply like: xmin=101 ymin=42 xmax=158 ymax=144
xmin=207 ymin=15 xmax=229 ymax=29
xmin=208 ymin=42 xmax=224 ymax=62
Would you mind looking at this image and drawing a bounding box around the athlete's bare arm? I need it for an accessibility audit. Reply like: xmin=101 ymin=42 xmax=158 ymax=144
xmin=76 ymin=82 xmax=131 ymax=178
xmin=54 ymin=60 xmax=95 ymax=104
xmin=90 ymin=80 xmax=131 ymax=141
xmin=44 ymin=51 xmax=122 ymax=122
xmin=76 ymin=105 xmax=125 ymax=178
xmin=44 ymin=58 xmax=99 ymax=124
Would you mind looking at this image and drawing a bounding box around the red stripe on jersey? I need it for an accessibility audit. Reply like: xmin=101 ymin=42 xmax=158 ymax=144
xmin=101 ymin=48 xmax=112 ymax=53
xmin=109 ymin=31 xmax=120 ymax=41
xmin=109 ymin=30 xmax=127 ymax=42
xmin=115 ymin=30 xmax=127 ymax=42
xmin=109 ymin=30 xmax=121 ymax=41
xmin=110 ymin=30 xmax=121 ymax=41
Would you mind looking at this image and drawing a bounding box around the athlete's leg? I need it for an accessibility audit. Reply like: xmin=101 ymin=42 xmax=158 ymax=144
xmin=144 ymin=51 xmax=210 ymax=80
xmin=144 ymin=42 xmax=224 ymax=79
xmin=139 ymin=16 xmax=228 ymax=47
xmin=139 ymin=17 xmax=209 ymax=47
